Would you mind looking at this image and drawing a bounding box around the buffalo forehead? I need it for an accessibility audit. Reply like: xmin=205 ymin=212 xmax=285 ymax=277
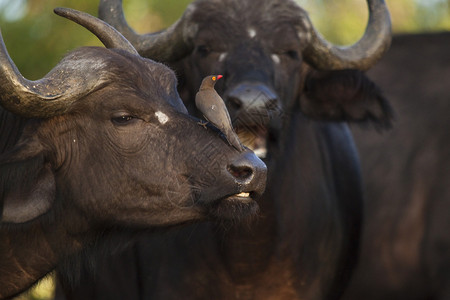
xmin=63 ymin=49 xmax=184 ymax=116
xmin=191 ymin=0 xmax=308 ymax=48
xmin=142 ymin=58 xmax=178 ymax=87
xmin=105 ymin=49 xmax=183 ymax=110
xmin=143 ymin=63 xmax=186 ymax=113
xmin=191 ymin=0 xmax=306 ymax=27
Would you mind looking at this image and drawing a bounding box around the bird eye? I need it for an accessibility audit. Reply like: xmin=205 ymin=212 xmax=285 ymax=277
xmin=111 ymin=114 xmax=136 ymax=125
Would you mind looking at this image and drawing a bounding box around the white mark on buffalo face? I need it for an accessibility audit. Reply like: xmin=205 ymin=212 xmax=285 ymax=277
xmin=248 ymin=28 xmax=257 ymax=38
xmin=219 ymin=52 xmax=228 ymax=62
xmin=155 ymin=111 xmax=169 ymax=125
xmin=271 ymin=54 xmax=281 ymax=64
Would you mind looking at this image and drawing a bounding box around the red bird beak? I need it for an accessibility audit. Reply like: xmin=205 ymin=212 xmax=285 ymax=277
xmin=217 ymin=75 xmax=223 ymax=80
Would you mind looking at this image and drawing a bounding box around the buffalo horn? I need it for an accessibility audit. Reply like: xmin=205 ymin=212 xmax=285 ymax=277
xmin=0 ymin=8 xmax=138 ymax=118
xmin=98 ymin=0 xmax=195 ymax=62
xmin=98 ymin=0 xmax=390 ymax=70
xmin=54 ymin=7 xmax=139 ymax=55
xmin=303 ymin=0 xmax=392 ymax=71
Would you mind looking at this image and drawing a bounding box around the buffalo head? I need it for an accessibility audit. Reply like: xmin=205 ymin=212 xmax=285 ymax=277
xmin=0 ymin=8 xmax=267 ymax=228
xmin=99 ymin=0 xmax=393 ymax=161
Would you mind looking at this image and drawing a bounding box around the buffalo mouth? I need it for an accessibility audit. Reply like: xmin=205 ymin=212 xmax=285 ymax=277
xmin=224 ymin=191 xmax=254 ymax=204
xmin=207 ymin=191 xmax=260 ymax=220
xmin=235 ymin=125 xmax=268 ymax=159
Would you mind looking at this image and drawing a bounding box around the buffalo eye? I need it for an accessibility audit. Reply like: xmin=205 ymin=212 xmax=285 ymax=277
xmin=196 ymin=45 xmax=211 ymax=57
xmin=285 ymin=50 xmax=299 ymax=60
xmin=111 ymin=114 xmax=137 ymax=126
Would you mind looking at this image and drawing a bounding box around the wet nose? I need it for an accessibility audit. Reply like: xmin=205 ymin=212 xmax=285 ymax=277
xmin=227 ymin=150 xmax=267 ymax=196
xmin=226 ymin=83 xmax=279 ymax=114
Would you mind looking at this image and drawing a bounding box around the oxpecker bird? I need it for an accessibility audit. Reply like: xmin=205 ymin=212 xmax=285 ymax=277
xmin=195 ymin=75 xmax=243 ymax=151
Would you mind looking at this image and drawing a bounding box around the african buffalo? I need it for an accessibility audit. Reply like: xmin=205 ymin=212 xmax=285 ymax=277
xmin=59 ymin=0 xmax=393 ymax=299
xmin=342 ymin=32 xmax=450 ymax=300
xmin=0 ymin=8 xmax=266 ymax=299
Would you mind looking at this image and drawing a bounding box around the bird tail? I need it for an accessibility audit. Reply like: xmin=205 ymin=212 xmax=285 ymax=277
xmin=226 ymin=129 xmax=244 ymax=151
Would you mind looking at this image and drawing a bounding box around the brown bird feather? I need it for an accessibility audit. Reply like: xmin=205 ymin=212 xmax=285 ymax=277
xmin=195 ymin=75 xmax=243 ymax=151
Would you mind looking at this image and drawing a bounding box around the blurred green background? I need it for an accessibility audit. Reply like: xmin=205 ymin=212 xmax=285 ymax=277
xmin=1 ymin=0 xmax=449 ymax=80
xmin=1 ymin=0 xmax=449 ymax=299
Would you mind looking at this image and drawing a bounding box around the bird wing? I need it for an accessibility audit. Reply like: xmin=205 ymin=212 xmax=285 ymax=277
xmin=195 ymin=89 xmax=243 ymax=151
xmin=195 ymin=90 xmax=234 ymax=131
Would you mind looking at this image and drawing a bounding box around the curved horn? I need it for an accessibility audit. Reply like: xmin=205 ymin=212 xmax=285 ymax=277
xmin=0 ymin=29 xmax=78 ymax=118
xmin=303 ymin=0 xmax=392 ymax=71
xmin=0 ymin=8 xmax=138 ymax=118
xmin=54 ymin=7 xmax=138 ymax=55
xmin=98 ymin=0 xmax=196 ymax=62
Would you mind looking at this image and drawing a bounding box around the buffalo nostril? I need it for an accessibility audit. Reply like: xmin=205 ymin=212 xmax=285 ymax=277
xmin=228 ymin=164 xmax=254 ymax=182
xmin=228 ymin=96 xmax=242 ymax=110
xmin=228 ymin=151 xmax=267 ymax=196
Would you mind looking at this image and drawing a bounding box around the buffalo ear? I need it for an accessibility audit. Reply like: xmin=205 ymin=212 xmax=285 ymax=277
xmin=300 ymin=69 xmax=394 ymax=129
xmin=0 ymin=136 xmax=55 ymax=223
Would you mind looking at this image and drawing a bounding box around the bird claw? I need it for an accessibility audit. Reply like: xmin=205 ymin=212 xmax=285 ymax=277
xmin=197 ymin=120 xmax=209 ymax=129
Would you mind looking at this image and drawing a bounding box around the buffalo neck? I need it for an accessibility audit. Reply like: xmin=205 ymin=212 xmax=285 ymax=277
xmin=0 ymin=208 xmax=92 ymax=299
xmin=212 ymin=112 xmax=356 ymax=297
xmin=214 ymin=183 xmax=277 ymax=284
xmin=211 ymin=114 xmax=302 ymax=283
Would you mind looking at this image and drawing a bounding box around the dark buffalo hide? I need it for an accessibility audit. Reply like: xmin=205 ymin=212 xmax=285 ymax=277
xmin=345 ymin=32 xmax=450 ymax=300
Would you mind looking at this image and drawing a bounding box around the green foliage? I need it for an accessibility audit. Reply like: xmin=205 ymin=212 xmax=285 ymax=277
xmin=0 ymin=0 xmax=195 ymax=79
xmin=297 ymin=0 xmax=450 ymax=45
xmin=0 ymin=0 xmax=102 ymax=79
xmin=1 ymin=0 xmax=449 ymax=79
xmin=149 ymin=0 xmax=192 ymax=26
xmin=120 ymin=0 xmax=191 ymax=34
